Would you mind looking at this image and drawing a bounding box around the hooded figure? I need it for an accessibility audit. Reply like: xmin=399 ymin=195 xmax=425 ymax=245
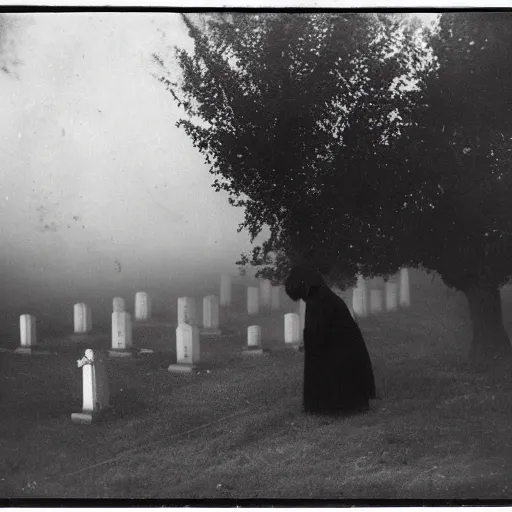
xmin=285 ymin=264 xmax=376 ymax=414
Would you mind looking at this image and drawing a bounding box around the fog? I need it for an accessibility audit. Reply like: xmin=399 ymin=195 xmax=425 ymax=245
xmin=0 ymin=13 xmax=256 ymax=320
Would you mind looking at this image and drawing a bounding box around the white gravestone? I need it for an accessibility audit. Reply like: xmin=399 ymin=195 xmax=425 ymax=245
xmin=135 ymin=292 xmax=152 ymax=322
xmin=17 ymin=314 xmax=36 ymax=353
xmin=242 ymin=325 xmax=267 ymax=355
xmin=71 ymin=349 xmax=110 ymax=424
xmin=74 ymin=303 xmax=92 ymax=334
xmin=370 ymin=289 xmax=384 ymax=314
xmin=271 ymin=286 xmax=281 ymax=310
xmin=202 ymin=295 xmax=221 ymax=335
xmin=169 ymin=323 xmax=200 ymax=372
xmin=352 ymin=275 xmax=368 ymax=317
xmin=112 ymin=297 xmax=125 ymax=313
xmin=220 ymin=275 xmax=232 ymax=307
xmin=247 ymin=287 xmax=259 ymax=315
xmin=259 ymin=279 xmax=272 ymax=309
xmin=285 ymin=313 xmax=301 ymax=346
xmin=110 ymin=312 xmax=133 ymax=357
xmin=399 ymin=268 xmax=411 ymax=307
xmin=385 ymin=278 xmax=399 ymax=311
xmin=177 ymin=297 xmax=198 ymax=326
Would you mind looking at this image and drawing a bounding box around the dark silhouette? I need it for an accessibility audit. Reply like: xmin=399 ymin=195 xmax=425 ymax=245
xmin=285 ymin=264 xmax=376 ymax=415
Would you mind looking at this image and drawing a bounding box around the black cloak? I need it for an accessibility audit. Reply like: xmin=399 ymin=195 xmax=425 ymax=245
xmin=285 ymin=264 xmax=377 ymax=414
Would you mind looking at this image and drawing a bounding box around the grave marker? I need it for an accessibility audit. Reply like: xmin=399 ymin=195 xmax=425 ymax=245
xmin=260 ymin=279 xmax=272 ymax=309
xmin=135 ymin=292 xmax=152 ymax=322
xmin=113 ymin=297 xmax=125 ymax=313
xmin=385 ymin=278 xmax=399 ymax=311
xmin=168 ymin=323 xmax=200 ymax=373
xmin=220 ymin=275 xmax=232 ymax=307
xmin=177 ymin=297 xmax=198 ymax=326
xmin=201 ymin=295 xmax=221 ymax=336
xmin=71 ymin=349 xmax=110 ymax=424
xmin=370 ymin=289 xmax=383 ymax=314
xmin=242 ymin=325 xmax=268 ymax=355
xmin=399 ymin=268 xmax=411 ymax=307
xmin=109 ymin=312 xmax=133 ymax=357
xmin=74 ymin=303 xmax=92 ymax=334
xmin=15 ymin=314 xmax=37 ymax=354
xmin=352 ymin=275 xmax=368 ymax=317
xmin=285 ymin=313 xmax=301 ymax=348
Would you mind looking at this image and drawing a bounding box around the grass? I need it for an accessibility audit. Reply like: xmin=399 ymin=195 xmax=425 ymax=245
xmin=1 ymin=283 xmax=512 ymax=500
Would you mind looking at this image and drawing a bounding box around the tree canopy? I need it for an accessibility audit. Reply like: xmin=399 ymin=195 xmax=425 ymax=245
xmin=154 ymin=12 xmax=512 ymax=365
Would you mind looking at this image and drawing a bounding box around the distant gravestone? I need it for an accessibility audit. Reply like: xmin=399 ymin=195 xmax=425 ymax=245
xmin=177 ymin=297 xmax=198 ymax=326
xmin=370 ymin=289 xmax=383 ymax=314
xmin=399 ymin=268 xmax=411 ymax=307
xmin=71 ymin=349 xmax=110 ymax=424
xmin=201 ymin=295 xmax=221 ymax=336
xmin=352 ymin=275 xmax=368 ymax=317
xmin=169 ymin=323 xmax=200 ymax=373
xmin=259 ymin=279 xmax=272 ymax=309
xmin=247 ymin=287 xmax=259 ymax=315
xmin=135 ymin=292 xmax=152 ymax=322
xmin=242 ymin=325 xmax=267 ymax=355
xmin=112 ymin=297 xmax=125 ymax=313
xmin=271 ymin=286 xmax=281 ymax=310
xmin=285 ymin=313 xmax=301 ymax=348
xmin=220 ymin=275 xmax=232 ymax=307
xmin=385 ymin=278 xmax=399 ymax=311
xmin=74 ymin=303 xmax=92 ymax=334
xmin=109 ymin=311 xmax=133 ymax=357
xmin=15 ymin=314 xmax=37 ymax=354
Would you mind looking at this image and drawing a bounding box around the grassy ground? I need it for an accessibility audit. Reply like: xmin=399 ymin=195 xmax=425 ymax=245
xmin=1 ymin=284 xmax=512 ymax=500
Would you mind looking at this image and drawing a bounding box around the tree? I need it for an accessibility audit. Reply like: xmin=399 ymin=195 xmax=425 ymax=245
xmin=154 ymin=12 xmax=512 ymax=369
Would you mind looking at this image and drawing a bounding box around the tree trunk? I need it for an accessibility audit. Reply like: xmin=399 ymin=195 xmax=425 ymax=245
xmin=463 ymin=285 xmax=512 ymax=370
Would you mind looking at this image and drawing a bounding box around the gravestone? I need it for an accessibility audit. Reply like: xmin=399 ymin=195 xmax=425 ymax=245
xmin=352 ymin=275 xmax=368 ymax=317
xmin=247 ymin=286 xmax=259 ymax=315
xmin=220 ymin=275 xmax=232 ymax=307
xmin=177 ymin=297 xmax=198 ymax=326
xmin=259 ymin=279 xmax=272 ymax=309
xmin=399 ymin=268 xmax=411 ymax=307
xmin=201 ymin=295 xmax=221 ymax=336
xmin=71 ymin=349 xmax=110 ymax=424
xmin=370 ymin=289 xmax=383 ymax=314
xmin=242 ymin=325 xmax=267 ymax=355
xmin=168 ymin=323 xmax=200 ymax=373
xmin=109 ymin=311 xmax=133 ymax=357
xmin=74 ymin=303 xmax=92 ymax=334
xmin=135 ymin=291 xmax=152 ymax=322
xmin=385 ymin=278 xmax=399 ymax=311
xmin=15 ymin=314 xmax=37 ymax=354
xmin=113 ymin=297 xmax=125 ymax=313
xmin=285 ymin=313 xmax=301 ymax=349
xmin=271 ymin=286 xmax=281 ymax=310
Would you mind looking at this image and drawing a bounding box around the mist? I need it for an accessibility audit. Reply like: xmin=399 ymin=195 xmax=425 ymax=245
xmin=0 ymin=13 xmax=255 ymax=323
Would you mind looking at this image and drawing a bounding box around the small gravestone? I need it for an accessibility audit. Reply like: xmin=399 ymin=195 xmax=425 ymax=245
xmin=385 ymin=279 xmax=399 ymax=311
xmin=135 ymin=292 xmax=152 ymax=322
xmin=370 ymin=289 xmax=383 ymax=314
xmin=352 ymin=275 xmax=368 ymax=317
xmin=242 ymin=325 xmax=268 ymax=355
xmin=220 ymin=275 xmax=232 ymax=307
xmin=201 ymin=295 xmax=221 ymax=336
xmin=285 ymin=313 xmax=301 ymax=349
xmin=271 ymin=286 xmax=281 ymax=311
xmin=71 ymin=349 xmax=110 ymax=424
xmin=259 ymin=279 xmax=272 ymax=309
xmin=399 ymin=268 xmax=411 ymax=307
xmin=113 ymin=297 xmax=125 ymax=313
xmin=15 ymin=314 xmax=37 ymax=354
xmin=168 ymin=323 xmax=200 ymax=373
xmin=247 ymin=286 xmax=259 ymax=315
xmin=74 ymin=303 xmax=92 ymax=334
xmin=177 ymin=297 xmax=198 ymax=326
xmin=109 ymin=312 xmax=133 ymax=357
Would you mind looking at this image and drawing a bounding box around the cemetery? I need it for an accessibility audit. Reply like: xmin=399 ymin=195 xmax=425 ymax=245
xmin=1 ymin=268 xmax=512 ymax=499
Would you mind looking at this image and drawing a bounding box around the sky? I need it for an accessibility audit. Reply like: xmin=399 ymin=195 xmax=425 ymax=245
xmin=0 ymin=13 xmax=257 ymax=306
xmin=0 ymin=11 xmax=439 ymax=309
